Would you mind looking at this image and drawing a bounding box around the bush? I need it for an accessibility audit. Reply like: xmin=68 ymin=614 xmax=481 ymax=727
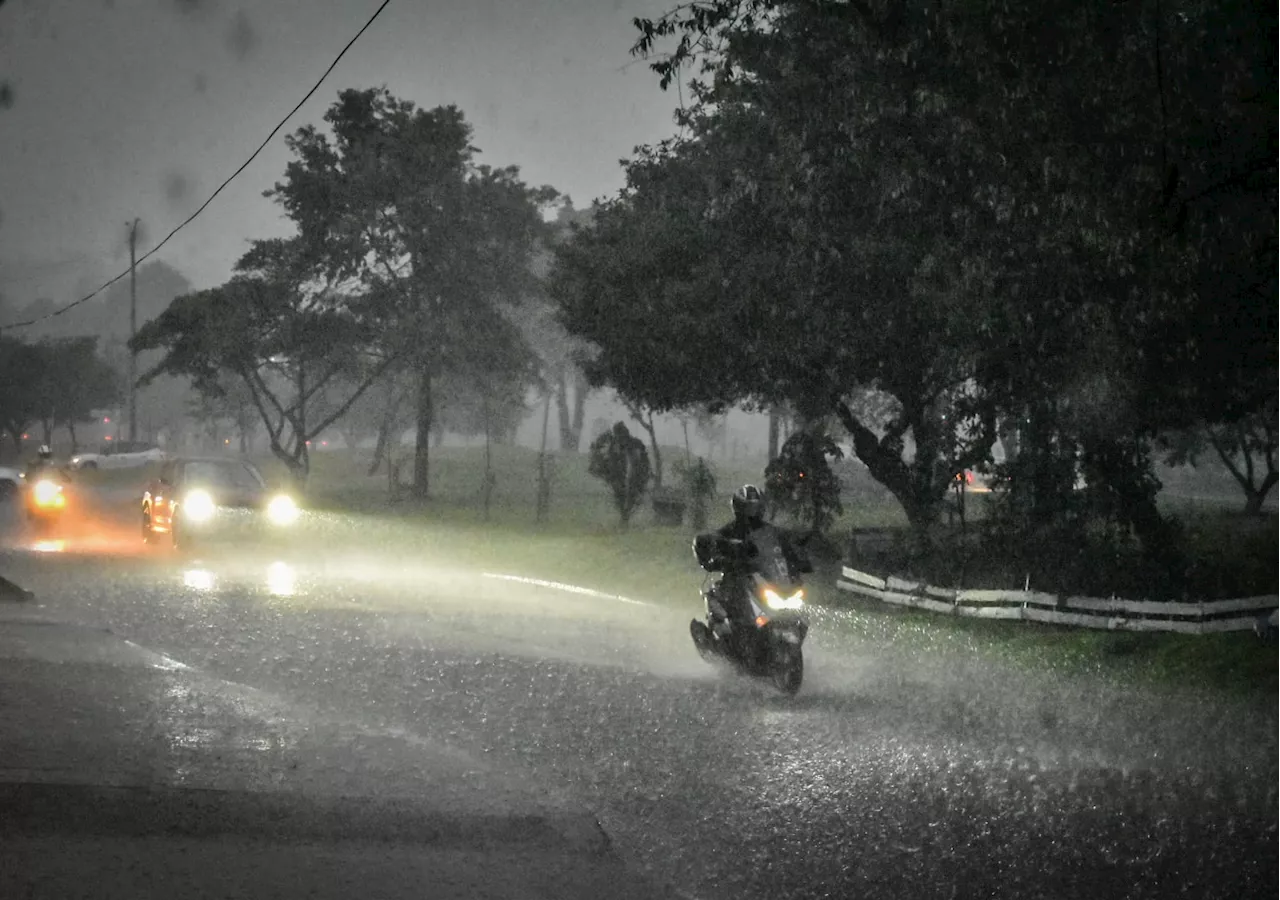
xmin=674 ymin=456 xmax=717 ymax=529
xmin=587 ymin=422 xmax=652 ymax=527
xmin=765 ymin=429 xmax=844 ymax=534
xmin=854 ymin=509 xmax=1276 ymax=601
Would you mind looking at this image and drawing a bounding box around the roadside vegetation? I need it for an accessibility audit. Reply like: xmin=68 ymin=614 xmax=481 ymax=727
xmin=248 ymin=445 xmax=1278 ymax=702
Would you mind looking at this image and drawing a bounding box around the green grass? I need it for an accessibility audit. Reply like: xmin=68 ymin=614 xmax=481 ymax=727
xmin=822 ymin=596 xmax=1278 ymax=701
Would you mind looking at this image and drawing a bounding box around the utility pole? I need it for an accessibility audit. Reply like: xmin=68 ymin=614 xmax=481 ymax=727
xmin=127 ymin=218 xmax=140 ymax=444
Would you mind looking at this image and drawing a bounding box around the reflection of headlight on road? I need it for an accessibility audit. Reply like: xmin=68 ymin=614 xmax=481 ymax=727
xmin=266 ymin=494 xmax=299 ymax=526
xmin=266 ymin=561 xmax=295 ymax=597
xmin=183 ymin=490 xmax=216 ymax=523
xmin=183 ymin=569 xmax=215 ymax=591
xmin=33 ymin=539 xmax=66 ymax=553
xmin=763 ymin=587 xmax=805 ymax=610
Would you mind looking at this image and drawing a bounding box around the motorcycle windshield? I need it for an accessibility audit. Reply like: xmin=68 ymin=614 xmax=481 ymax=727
xmin=746 ymin=526 xmax=802 ymax=589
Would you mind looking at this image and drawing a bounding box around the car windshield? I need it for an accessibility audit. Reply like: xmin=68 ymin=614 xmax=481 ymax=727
xmin=182 ymin=461 xmax=265 ymax=493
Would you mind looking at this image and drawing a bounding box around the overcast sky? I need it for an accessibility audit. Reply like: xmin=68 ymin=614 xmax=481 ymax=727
xmin=0 ymin=0 xmax=682 ymax=322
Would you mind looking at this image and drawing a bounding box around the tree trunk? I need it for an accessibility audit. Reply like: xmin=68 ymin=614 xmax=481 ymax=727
xmin=837 ymin=401 xmax=948 ymax=550
xmin=641 ymin=416 xmax=662 ymax=488
xmin=265 ymin=433 xmax=310 ymax=491
xmin=368 ymin=411 xmax=390 ymax=476
xmin=624 ymin=403 xmax=663 ymax=488
xmin=412 ymin=369 xmax=433 ymax=500
xmin=556 ymin=372 xmax=574 ymax=452
xmin=767 ymin=405 xmax=781 ymax=462
xmin=481 ymin=393 xmax=494 ymax=521
xmin=286 ymin=453 xmax=309 ymax=491
xmin=536 ymin=390 xmax=553 ymax=523
xmin=556 ymin=369 xmax=590 ymax=452
xmin=1241 ymin=468 xmax=1277 ymax=514
xmin=67 ymin=421 xmax=78 ymax=453
xmin=1242 ymin=484 xmax=1270 ymax=515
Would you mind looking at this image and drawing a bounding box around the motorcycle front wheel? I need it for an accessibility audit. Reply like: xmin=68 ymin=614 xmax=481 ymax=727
xmin=770 ymin=642 xmax=804 ymax=695
xmin=689 ymin=619 xmax=717 ymax=663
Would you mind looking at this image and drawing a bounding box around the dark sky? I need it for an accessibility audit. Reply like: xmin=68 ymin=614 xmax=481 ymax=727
xmin=0 ymin=0 xmax=681 ymax=318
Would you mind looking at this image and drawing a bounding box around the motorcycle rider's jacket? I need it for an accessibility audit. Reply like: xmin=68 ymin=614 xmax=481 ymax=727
xmin=709 ymin=518 xmax=812 ymax=624
xmin=714 ymin=517 xmax=813 ymax=578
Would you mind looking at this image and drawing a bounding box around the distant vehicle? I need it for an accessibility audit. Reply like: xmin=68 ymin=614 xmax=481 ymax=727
xmin=141 ymin=456 xmax=300 ymax=550
xmin=0 ymin=465 xmax=21 ymax=501
xmin=70 ymin=441 xmax=167 ymax=471
xmin=22 ymin=470 xmax=70 ymax=536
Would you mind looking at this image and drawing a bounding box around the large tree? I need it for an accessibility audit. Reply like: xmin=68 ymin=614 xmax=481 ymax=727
xmin=265 ymin=87 xmax=558 ymax=498
xmin=132 ymin=238 xmax=395 ymax=484
xmin=551 ymin=66 xmax=998 ymax=539
xmin=0 ymin=336 xmax=44 ymax=452
xmin=21 ymin=337 xmax=120 ymax=449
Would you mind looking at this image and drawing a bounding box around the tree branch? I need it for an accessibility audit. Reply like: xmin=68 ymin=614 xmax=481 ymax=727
xmin=1208 ymin=427 xmax=1251 ymax=493
xmin=306 ymin=349 xmax=404 ymax=439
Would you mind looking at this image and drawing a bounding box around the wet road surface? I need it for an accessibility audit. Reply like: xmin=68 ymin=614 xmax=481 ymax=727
xmin=1 ymin=496 xmax=1276 ymax=899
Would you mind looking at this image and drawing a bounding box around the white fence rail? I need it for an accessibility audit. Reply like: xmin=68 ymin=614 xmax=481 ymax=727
xmin=836 ymin=566 xmax=1279 ymax=634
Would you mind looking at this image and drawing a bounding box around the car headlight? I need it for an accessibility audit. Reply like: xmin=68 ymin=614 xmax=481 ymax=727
xmin=183 ymin=489 xmax=216 ymax=522
xmin=763 ymin=587 xmax=805 ymax=610
xmin=266 ymin=494 xmax=299 ymax=526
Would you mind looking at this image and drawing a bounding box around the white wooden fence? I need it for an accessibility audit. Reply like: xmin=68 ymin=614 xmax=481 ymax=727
xmin=836 ymin=566 xmax=1279 ymax=634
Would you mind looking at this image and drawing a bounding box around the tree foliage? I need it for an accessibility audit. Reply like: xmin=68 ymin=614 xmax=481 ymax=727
xmin=550 ymin=0 xmax=1275 ymax=556
xmin=764 ymin=428 xmax=844 ymax=536
xmin=0 ymin=336 xmax=118 ymax=450
xmin=674 ymin=455 xmax=718 ymax=529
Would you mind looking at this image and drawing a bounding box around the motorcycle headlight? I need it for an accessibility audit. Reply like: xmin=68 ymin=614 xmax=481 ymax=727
xmin=32 ymin=479 xmax=63 ymax=507
xmin=266 ymin=494 xmax=299 ymax=526
xmin=763 ymin=587 xmax=805 ymax=610
xmin=183 ymin=489 xmax=216 ymax=522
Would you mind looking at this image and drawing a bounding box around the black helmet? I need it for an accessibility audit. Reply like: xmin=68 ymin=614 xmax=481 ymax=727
xmin=37 ymin=445 xmax=52 ymax=459
xmin=731 ymin=484 xmax=765 ymax=522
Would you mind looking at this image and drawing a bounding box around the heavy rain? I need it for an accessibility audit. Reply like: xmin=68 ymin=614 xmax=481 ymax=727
xmin=0 ymin=1 xmax=1276 ymax=898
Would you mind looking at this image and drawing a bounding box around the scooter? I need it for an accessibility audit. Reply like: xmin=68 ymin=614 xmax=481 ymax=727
xmin=22 ymin=472 xmax=69 ymax=537
xmin=689 ymin=532 xmax=809 ymax=695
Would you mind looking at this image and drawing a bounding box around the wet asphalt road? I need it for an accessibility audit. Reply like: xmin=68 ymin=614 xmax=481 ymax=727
xmin=1 ymin=496 xmax=1276 ymax=900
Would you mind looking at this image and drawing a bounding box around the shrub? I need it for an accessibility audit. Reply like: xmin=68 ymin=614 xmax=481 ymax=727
xmin=587 ymin=422 xmax=652 ymax=527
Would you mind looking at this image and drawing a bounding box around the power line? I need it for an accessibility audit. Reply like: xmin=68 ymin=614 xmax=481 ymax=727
xmin=0 ymin=0 xmax=392 ymax=334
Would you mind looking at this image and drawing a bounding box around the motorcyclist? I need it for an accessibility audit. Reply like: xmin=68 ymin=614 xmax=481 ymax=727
xmin=707 ymin=484 xmax=812 ymax=629
xmin=23 ymin=445 xmax=55 ymax=481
